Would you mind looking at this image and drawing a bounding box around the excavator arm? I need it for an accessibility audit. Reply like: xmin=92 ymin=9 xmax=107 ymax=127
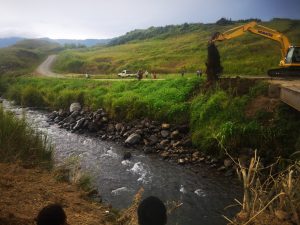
xmin=210 ymin=21 xmax=291 ymax=63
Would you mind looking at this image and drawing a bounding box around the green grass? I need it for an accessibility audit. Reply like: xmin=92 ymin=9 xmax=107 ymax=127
xmin=1 ymin=76 xmax=300 ymax=160
xmin=0 ymin=106 xmax=53 ymax=167
xmin=2 ymin=76 xmax=202 ymax=123
xmin=53 ymin=19 xmax=300 ymax=76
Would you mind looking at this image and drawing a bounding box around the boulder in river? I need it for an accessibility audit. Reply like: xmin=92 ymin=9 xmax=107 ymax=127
xmin=125 ymin=133 xmax=141 ymax=145
xmin=123 ymin=151 xmax=132 ymax=160
xmin=73 ymin=118 xmax=85 ymax=131
xmin=70 ymin=102 xmax=81 ymax=113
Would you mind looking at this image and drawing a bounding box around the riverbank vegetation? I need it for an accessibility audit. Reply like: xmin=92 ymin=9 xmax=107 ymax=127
xmin=1 ymin=76 xmax=299 ymax=161
xmin=53 ymin=18 xmax=300 ymax=76
xmin=0 ymin=106 xmax=52 ymax=167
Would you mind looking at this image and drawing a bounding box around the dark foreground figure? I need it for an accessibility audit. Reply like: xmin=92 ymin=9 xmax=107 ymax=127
xmin=36 ymin=204 xmax=67 ymax=225
xmin=138 ymin=196 xmax=167 ymax=225
xmin=206 ymin=43 xmax=223 ymax=82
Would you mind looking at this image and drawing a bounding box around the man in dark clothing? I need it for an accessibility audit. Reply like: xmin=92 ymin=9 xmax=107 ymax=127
xmin=36 ymin=204 xmax=67 ymax=225
xmin=138 ymin=196 xmax=167 ymax=225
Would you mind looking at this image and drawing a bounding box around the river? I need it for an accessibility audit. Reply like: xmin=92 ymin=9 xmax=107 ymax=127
xmin=2 ymin=100 xmax=242 ymax=225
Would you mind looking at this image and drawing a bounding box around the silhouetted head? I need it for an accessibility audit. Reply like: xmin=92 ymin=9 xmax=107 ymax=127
xmin=36 ymin=204 xmax=67 ymax=225
xmin=138 ymin=196 xmax=167 ymax=225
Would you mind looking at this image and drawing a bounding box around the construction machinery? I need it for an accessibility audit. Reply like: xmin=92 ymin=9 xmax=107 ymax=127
xmin=209 ymin=21 xmax=300 ymax=76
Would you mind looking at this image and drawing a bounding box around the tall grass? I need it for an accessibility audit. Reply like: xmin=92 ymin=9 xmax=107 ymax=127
xmin=227 ymin=153 xmax=300 ymax=225
xmin=3 ymin=77 xmax=202 ymax=123
xmin=1 ymin=76 xmax=300 ymax=160
xmin=0 ymin=106 xmax=52 ymax=167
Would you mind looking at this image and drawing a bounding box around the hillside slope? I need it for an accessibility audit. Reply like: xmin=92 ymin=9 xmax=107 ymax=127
xmin=53 ymin=18 xmax=300 ymax=76
xmin=0 ymin=39 xmax=61 ymax=76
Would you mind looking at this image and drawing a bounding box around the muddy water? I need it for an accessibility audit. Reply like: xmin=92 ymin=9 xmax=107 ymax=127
xmin=2 ymin=100 xmax=242 ymax=225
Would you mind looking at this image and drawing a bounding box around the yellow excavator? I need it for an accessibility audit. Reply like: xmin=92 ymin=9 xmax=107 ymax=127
xmin=209 ymin=21 xmax=300 ymax=76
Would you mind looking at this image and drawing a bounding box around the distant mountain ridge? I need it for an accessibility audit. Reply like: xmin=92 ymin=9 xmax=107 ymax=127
xmin=0 ymin=37 xmax=111 ymax=48
xmin=0 ymin=37 xmax=24 ymax=48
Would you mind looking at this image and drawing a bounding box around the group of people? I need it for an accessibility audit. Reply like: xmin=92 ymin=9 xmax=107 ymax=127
xmin=137 ymin=70 xmax=157 ymax=80
xmin=180 ymin=69 xmax=203 ymax=77
xmin=36 ymin=196 xmax=167 ymax=225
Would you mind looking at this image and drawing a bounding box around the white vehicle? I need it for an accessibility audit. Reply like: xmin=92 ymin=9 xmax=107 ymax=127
xmin=117 ymin=70 xmax=137 ymax=78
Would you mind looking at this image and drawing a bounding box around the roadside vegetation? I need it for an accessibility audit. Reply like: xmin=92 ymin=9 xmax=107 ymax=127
xmin=54 ymin=18 xmax=300 ymax=76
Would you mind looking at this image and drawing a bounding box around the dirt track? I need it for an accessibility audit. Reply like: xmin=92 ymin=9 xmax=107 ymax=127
xmin=36 ymin=55 xmax=61 ymax=77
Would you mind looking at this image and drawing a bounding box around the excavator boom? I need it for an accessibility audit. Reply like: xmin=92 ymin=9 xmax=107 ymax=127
xmin=210 ymin=21 xmax=300 ymax=76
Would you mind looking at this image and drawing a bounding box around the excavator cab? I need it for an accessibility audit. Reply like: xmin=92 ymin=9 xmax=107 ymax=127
xmin=285 ymin=47 xmax=300 ymax=64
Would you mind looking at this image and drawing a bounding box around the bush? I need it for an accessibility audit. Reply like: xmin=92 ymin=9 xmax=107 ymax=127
xmin=21 ymin=86 xmax=46 ymax=107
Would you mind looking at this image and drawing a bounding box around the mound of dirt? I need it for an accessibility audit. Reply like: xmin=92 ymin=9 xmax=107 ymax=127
xmin=0 ymin=163 xmax=114 ymax=225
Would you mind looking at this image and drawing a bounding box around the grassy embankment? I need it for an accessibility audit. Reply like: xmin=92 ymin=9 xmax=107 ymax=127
xmin=0 ymin=39 xmax=61 ymax=76
xmin=1 ymin=76 xmax=299 ymax=160
xmin=54 ymin=18 xmax=300 ymax=76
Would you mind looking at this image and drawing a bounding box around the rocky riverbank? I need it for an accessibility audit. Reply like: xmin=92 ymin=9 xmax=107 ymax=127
xmin=47 ymin=103 xmax=242 ymax=176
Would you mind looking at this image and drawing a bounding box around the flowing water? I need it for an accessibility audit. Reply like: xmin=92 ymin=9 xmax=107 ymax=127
xmin=2 ymin=100 xmax=242 ymax=225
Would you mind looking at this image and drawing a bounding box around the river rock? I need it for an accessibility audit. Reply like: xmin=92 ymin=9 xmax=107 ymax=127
xmin=161 ymin=123 xmax=170 ymax=129
xmin=125 ymin=133 xmax=141 ymax=145
xmin=70 ymin=102 xmax=81 ymax=113
xmin=160 ymin=139 xmax=169 ymax=147
xmin=143 ymin=146 xmax=154 ymax=154
xmin=161 ymin=130 xmax=170 ymax=138
xmin=48 ymin=111 xmax=58 ymax=120
xmin=73 ymin=118 xmax=85 ymax=131
xmin=102 ymin=117 xmax=108 ymax=122
xmin=107 ymin=124 xmax=115 ymax=133
xmin=88 ymin=122 xmax=98 ymax=132
xmin=148 ymin=135 xmax=159 ymax=145
xmin=115 ymin=123 xmax=124 ymax=132
xmin=160 ymin=151 xmax=169 ymax=159
xmin=123 ymin=152 xmax=132 ymax=160
xmin=170 ymin=130 xmax=180 ymax=139
xmin=178 ymin=158 xmax=185 ymax=165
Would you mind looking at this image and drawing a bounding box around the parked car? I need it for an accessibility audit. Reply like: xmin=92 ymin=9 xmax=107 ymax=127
xmin=117 ymin=70 xmax=137 ymax=78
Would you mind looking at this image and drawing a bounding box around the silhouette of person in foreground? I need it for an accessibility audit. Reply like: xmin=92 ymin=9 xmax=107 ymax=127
xmin=36 ymin=204 xmax=67 ymax=225
xmin=138 ymin=196 xmax=167 ymax=225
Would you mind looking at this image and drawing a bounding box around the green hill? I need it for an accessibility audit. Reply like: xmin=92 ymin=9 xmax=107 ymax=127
xmin=53 ymin=18 xmax=300 ymax=76
xmin=0 ymin=39 xmax=61 ymax=76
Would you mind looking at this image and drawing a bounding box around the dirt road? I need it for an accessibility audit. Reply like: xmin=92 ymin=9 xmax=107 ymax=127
xmin=36 ymin=55 xmax=61 ymax=77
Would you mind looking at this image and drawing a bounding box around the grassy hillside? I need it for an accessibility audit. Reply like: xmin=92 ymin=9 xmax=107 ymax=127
xmin=53 ymin=18 xmax=300 ymax=76
xmin=0 ymin=39 xmax=61 ymax=76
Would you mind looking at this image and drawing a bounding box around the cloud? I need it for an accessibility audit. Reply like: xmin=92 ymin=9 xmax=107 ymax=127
xmin=0 ymin=0 xmax=299 ymax=39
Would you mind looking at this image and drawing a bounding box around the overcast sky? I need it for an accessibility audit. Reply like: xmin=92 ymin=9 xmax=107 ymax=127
xmin=0 ymin=0 xmax=299 ymax=39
